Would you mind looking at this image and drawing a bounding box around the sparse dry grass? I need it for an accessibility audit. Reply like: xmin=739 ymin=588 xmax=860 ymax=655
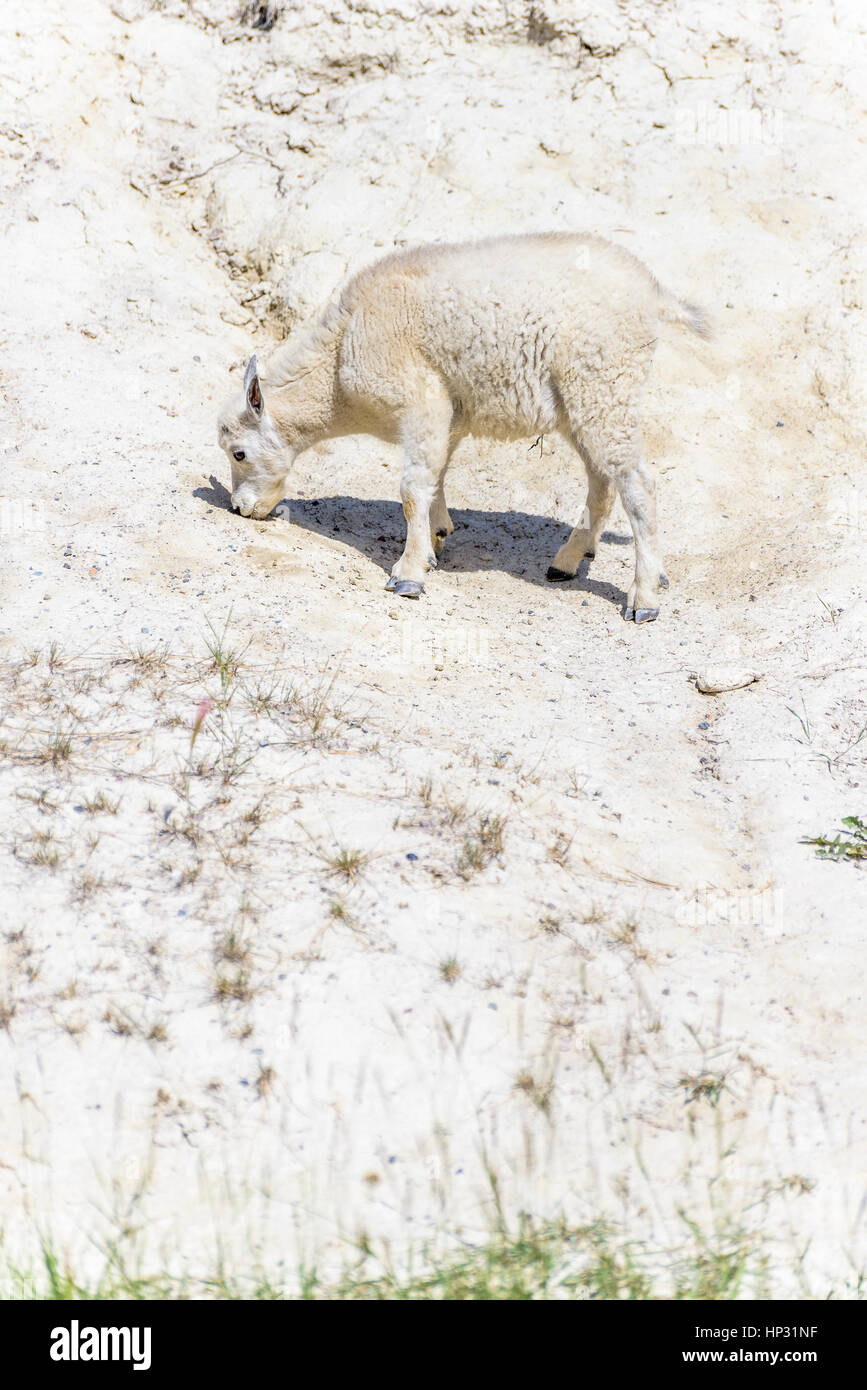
xmin=79 ymin=791 xmax=120 ymax=816
xmin=204 ymin=611 xmax=250 ymax=704
xmin=214 ymin=969 xmax=254 ymax=1004
xmin=255 ymin=1063 xmax=276 ymax=1099
xmin=515 ymin=1067 xmax=555 ymax=1116
xmin=13 ymin=827 xmax=65 ymax=869
xmin=0 ymin=628 xmax=860 ymax=1304
xmin=607 ymin=915 xmax=649 ymax=961
xmin=15 ymin=787 xmax=60 ymax=814
xmin=547 ymin=830 xmax=572 ymax=867
xmin=102 ymin=1007 xmax=134 ymax=1037
xmin=217 ymin=929 xmax=251 ymax=967
xmin=679 ymin=1072 xmax=728 ymax=1108
xmin=36 ymin=729 xmax=75 ymax=768
xmin=71 ymin=870 xmax=106 ymax=903
xmin=456 ymin=813 xmax=505 ymax=878
xmin=309 ymin=839 xmax=371 ymax=881
xmin=438 ymin=955 xmax=462 ymax=985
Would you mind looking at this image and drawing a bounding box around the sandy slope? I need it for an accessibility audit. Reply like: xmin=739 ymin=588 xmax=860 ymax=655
xmin=0 ymin=0 xmax=865 ymax=1293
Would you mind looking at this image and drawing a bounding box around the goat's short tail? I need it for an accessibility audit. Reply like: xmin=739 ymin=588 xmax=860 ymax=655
xmin=658 ymin=289 xmax=713 ymax=340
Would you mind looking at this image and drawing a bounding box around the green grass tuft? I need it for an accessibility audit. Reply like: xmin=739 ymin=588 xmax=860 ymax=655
xmin=801 ymin=816 xmax=867 ymax=863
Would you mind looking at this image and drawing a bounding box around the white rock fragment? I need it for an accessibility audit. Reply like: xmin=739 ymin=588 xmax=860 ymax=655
xmin=694 ymin=667 xmax=761 ymax=694
xmin=110 ymin=0 xmax=150 ymax=21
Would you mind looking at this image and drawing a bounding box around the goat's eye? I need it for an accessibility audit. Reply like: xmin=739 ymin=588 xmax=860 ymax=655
xmin=232 ymin=449 xmax=246 ymax=462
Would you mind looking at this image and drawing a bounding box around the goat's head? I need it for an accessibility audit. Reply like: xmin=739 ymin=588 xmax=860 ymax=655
xmin=217 ymin=355 xmax=295 ymax=518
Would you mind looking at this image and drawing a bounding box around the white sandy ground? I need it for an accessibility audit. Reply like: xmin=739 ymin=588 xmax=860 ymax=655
xmin=0 ymin=0 xmax=864 ymax=1295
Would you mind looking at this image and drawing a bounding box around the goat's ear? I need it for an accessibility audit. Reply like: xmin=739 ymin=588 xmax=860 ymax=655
xmin=243 ymin=354 xmax=263 ymax=418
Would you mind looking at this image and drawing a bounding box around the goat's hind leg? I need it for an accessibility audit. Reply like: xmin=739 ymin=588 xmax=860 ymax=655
xmin=580 ymin=419 xmax=667 ymax=622
xmin=616 ymin=452 xmax=668 ymax=623
xmin=549 ymin=415 xmax=668 ymax=621
xmin=429 ymin=446 xmax=457 ymax=557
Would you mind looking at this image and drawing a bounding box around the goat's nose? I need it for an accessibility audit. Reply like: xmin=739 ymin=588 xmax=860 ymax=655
xmin=231 ymin=491 xmax=255 ymax=517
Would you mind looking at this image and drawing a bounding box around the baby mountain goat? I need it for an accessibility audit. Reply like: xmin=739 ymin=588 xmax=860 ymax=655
xmin=217 ymin=233 xmax=709 ymax=621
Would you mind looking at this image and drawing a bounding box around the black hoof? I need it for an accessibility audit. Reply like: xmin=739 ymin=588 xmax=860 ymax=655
xmin=436 ymin=528 xmax=448 ymax=538
xmin=393 ymin=579 xmax=424 ymax=599
xmin=546 ymin=566 xmax=575 ymax=583
xmin=584 ymin=549 xmax=595 ymax=559
xmin=634 ymin=607 xmax=659 ymax=624
xmin=658 ymin=573 xmax=670 ymax=590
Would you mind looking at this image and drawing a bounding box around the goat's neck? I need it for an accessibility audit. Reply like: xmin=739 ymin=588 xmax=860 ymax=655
xmin=267 ymin=309 xmax=345 ymax=451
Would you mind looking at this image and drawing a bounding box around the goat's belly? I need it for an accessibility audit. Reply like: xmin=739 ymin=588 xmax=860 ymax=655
xmin=459 ymin=380 xmax=561 ymax=441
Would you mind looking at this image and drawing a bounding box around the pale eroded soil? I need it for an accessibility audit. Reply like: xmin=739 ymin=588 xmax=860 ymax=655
xmin=0 ymin=1 xmax=865 ymax=1293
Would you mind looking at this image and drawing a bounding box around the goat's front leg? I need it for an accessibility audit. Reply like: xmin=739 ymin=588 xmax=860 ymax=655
xmin=386 ymin=404 xmax=451 ymax=598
